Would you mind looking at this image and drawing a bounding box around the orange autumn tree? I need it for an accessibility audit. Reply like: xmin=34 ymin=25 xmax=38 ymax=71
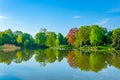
xmin=67 ymin=51 xmax=77 ymax=68
xmin=67 ymin=27 xmax=78 ymax=45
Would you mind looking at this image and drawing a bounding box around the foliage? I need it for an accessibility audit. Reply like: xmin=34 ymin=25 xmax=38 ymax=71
xmin=0 ymin=32 xmax=11 ymax=45
xmin=46 ymin=32 xmax=57 ymax=47
xmin=17 ymin=35 xmax=23 ymax=45
xmin=67 ymin=27 xmax=78 ymax=45
xmin=90 ymin=25 xmax=104 ymax=46
xmin=112 ymin=28 xmax=120 ymax=47
xmin=1 ymin=49 xmax=120 ymax=71
xmin=74 ymin=26 xmax=90 ymax=47
xmin=103 ymin=31 xmax=112 ymax=45
xmin=35 ymin=49 xmax=68 ymax=66
xmin=90 ymin=52 xmax=106 ymax=72
xmin=58 ymin=33 xmax=68 ymax=45
xmin=0 ymin=25 xmax=119 ymax=49
xmin=55 ymin=38 xmax=60 ymax=46
xmin=67 ymin=50 xmax=111 ymax=72
xmin=16 ymin=33 xmax=35 ymax=48
xmin=67 ymin=51 xmax=77 ymax=68
xmin=35 ymin=32 xmax=47 ymax=47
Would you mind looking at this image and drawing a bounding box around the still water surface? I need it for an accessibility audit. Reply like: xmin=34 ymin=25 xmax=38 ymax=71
xmin=0 ymin=49 xmax=120 ymax=80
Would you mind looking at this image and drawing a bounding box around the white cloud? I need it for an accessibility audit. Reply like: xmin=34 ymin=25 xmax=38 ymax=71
xmin=0 ymin=16 xmax=8 ymax=19
xmin=96 ymin=18 xmax=109 ymax=25
xmin=73 ymin=16 xmax=81 ymax=19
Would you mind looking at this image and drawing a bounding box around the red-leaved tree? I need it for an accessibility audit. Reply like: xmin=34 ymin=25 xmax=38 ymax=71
xmin=67 ymin=27 xmax=78 ymax=45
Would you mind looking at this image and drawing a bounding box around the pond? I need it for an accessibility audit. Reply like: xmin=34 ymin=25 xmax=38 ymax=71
xmin=0 ymin=49 xmax=120 ymax=80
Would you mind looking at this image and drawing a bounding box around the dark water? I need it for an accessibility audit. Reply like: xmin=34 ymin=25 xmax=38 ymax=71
xmin=0 ymin=49 xmax=120 ymax=80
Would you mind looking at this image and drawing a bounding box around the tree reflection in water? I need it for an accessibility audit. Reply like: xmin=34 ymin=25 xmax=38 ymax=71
xmin=67 ymin=50 xmax=120 ymax=72
xmin=0 ymin=49 xmax=34 ymax=65
xmin=0 ymin=49 xmax=120 ymax=72
xmin=35 ymin=49 xmax=68 ymax=66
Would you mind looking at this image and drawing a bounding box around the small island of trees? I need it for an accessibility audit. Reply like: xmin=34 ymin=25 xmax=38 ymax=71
xmin=0 ymin=25 xmax=120 ymax=50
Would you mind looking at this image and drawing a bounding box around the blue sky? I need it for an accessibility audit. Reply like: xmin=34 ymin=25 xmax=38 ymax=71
xmin=0 ymin=0 xmax=120 ymax=36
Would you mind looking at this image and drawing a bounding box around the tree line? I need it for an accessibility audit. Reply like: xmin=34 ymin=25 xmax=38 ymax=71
xmin=0 ymin=28 xmax=68 ymax=48
xmin=0 ymin=25 xmax=120 ymax=49
xmin=67 ymin=25 xmax=120 ymax=49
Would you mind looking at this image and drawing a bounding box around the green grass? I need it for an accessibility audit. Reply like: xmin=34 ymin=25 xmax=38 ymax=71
xmin=51 ymin=45 xmax=74 ymax=50
xmin=0 ymin=46 xmax=2 ymax=49
xmin=77 ymin=45 xmax=114 ymax=51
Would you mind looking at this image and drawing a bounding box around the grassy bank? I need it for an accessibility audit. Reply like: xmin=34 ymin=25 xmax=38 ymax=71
xmin=51 ymin=45 xmax=74 ymax=50
xmin=77 ymin=45 xmax=115 ymax=51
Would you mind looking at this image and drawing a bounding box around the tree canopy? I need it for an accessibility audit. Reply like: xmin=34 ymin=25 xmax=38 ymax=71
xmin=67 ymin=28 xmax=78 ymax=45
xmin=112 ymin=28 xmax=120 ymax=47
xmin=90 ymin=25 xmax=104 ymax=46
xmin=0 ymin=25 xmax=119 ymax=49
xmin=74 ymin=26 xmax=90 ymax=47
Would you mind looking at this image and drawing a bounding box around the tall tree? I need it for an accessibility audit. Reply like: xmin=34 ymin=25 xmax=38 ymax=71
xmin=112 ymin=28 xmax=120 ymax=47
xmin=4 ymin=29 xmax=15 ymax=44
xmin=58 ymin=33 xmax=64 ymax=45
xmin=57 ymin=33 xmax=68 ymax=45
xmin=90 ymin=25 xmax=104 ymax=46
xmin=17 ymin=33 xmax=35 ymax=48
xmin=35 ymin=32 xmax=47 ymax=47
xmin=55 ymin=38 xmax=60 ymax=46
xmin=22 ymin=33 xmax=35 ymax=48
xmin=67 ymin=28 xmax=78 ymax=45
xmin=0 ymin=32 xmax=11 ymax=45
xmin=46 ymin=32 xmax=56 ymax=47
xmin=74 ymin=26 xmax=90 ymax=47
xmin=13 ymin=30 xmax=23 ymax=45
xmin=103 ymin=31 xmax=112 ymax=45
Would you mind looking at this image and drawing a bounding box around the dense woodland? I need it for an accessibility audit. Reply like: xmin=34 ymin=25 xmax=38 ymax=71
xmin=0 ymin=25 xmax=120 ymax=49
xmin=0 ymin=28 xmax=68 ymax=49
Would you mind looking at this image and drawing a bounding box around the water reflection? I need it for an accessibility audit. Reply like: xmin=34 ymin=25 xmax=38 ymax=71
xmin=35 ymin=49 xmax=68 ymax=66
xmin=0 ymin=49 xmax=120 ymax=73
xmin=0 ymin=50 xmax=34 ymax=65
xmin=67 ymin=50 xmax=120 ymax=72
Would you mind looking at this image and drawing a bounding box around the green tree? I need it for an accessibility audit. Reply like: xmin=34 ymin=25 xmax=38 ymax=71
xmin=90 ymin=25 xmax=104 ymax=46
xmin=16 ymin=35 xmax=23 ymax=46
xmin=46 ymin=32 xmax=56 ymax=47
xmin=13 ymin=30 xmax=23 ymax=45
xmin=4 ymin=29 xmax=17 ymax=44
xmin=24 ymin=39 xmax=35 ymax=48
xmin=0 ymin=32 xmax=11 ymax=45
xmin=58 ymin=33 xmax=66 ymax=45
xmin=22 ymin=33 xmax=35 ymax=48
xmin=112 ymin=28 xmax=120 ymax=47
xmin=55 ymin=38 xmax=60 ymax=46
xmin=35 ymin=32 xmax=47 ymax=47
xmin=17 ymin=33 xmax=35 ymax=48
xmin=103 ymin=31 xmax=112 ymax=45
xmin=74 ymin=26 xmax=90 ymax=47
